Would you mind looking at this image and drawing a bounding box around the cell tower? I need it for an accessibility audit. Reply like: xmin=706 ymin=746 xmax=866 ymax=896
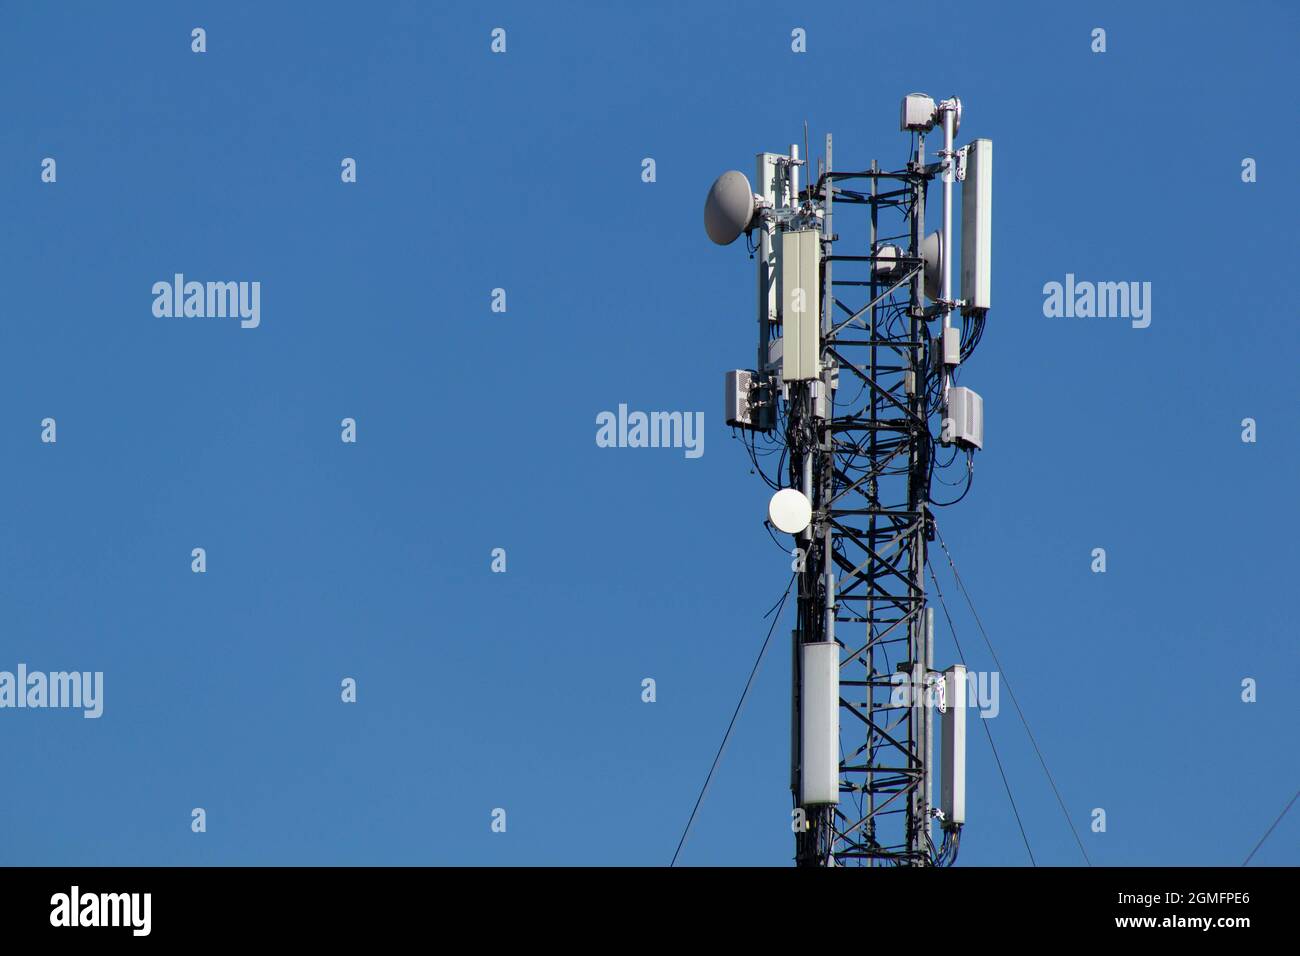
xmin=706 ymin=94 xmax=992 ymax=866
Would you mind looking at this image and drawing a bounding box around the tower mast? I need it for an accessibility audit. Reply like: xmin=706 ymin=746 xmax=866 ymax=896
xmin=711 ymin=93 xmax=991 ymax=866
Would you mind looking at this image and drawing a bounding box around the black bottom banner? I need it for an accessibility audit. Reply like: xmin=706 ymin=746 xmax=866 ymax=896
xmin=0 ymin=865 xmax=1286 ymax=942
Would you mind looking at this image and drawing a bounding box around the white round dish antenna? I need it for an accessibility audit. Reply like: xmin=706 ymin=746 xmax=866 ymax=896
xmin=704 ymin=170 xmax=756 ymax=245
xmin=874 ymin=244 xmax=900 ymax=277
xmin=768 ymin=487 xmax=813 ymax=534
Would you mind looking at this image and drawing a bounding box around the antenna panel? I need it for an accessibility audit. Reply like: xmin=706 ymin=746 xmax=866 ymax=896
xmin=778 ymin=229 xmax=820 ymax=381
xmin=961 ymin=139 xmax=992 ymax=314
xmin=941 ymin=665 xmax=967 ymax=828
xmin=799 ymin=642 xmax=840 ymax=806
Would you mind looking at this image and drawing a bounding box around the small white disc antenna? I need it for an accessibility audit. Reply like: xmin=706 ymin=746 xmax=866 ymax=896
xmin=768 ymin=488 xmax=813 ymax=534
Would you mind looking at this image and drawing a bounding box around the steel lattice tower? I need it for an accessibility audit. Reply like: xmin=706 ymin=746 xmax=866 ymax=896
xmin=713 ymin=96 xmax=989 ymax=867
xmin=795 ymin=141 xmax=937 ymax=866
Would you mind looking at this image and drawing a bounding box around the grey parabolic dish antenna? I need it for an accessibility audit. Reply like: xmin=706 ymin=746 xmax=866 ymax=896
xmin=704 ymin=170 xmax=755 ymax=245
xmin=921 ymin=229 xmax=943 ymax=301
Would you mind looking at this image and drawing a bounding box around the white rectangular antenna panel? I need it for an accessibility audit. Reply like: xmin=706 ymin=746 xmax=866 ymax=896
xmin=779 ymin=229 xmax=820 ymax=381
xmin=945 ymin=386 xmax=984 ymax=450
xmin=960 ymin=138 xmax=992 ymax=315
xmin=799 ymin=642 xmax=839 ymax=806
xmin=941 ymin=664 xmax=967 ymax=828
xmin=756 ymin=152 xmax=784 ymax=358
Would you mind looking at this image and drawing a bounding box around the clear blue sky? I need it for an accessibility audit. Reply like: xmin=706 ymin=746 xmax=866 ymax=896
xmin=0 ymin=0 xmax=1294 ymax=866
